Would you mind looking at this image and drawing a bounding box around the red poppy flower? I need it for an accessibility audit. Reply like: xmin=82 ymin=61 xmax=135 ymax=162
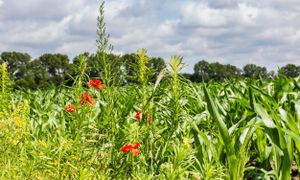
xmin=121 ymin=144 xmax=133 ymax=153
xmin=131 ymin=149 xmax=140 ymax=156
xmin=120 ymin=143 xmax=140 ymax=156
xmin=65 ymin=104 xmax=76 ymax=113
xmin=131 ymin=143 xmax=140 ymax=149
xmin=87 ymin=80 xmax=106 ymax=90
xmin=81 ymin=93 xmax=94 ymax=106
xmin=135 ymin=110 xmax=144 ymax=121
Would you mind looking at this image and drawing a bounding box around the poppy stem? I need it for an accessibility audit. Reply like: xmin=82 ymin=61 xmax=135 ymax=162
xmin=131 ymin=151 xmax=134 ymax=175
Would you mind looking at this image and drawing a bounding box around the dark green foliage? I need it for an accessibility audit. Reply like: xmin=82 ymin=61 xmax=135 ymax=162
xmin=0 ymin=52 xmax=72 ymax=89
xmin=223 ymin=64 xmax=242 ymax=79
xmin=18 ymin=59 xmax=50 ymax=89
xmin=38 ymin=53 xmax=70 ymax=86
xmin=148 ymin=57 xmax=166 ymax=82
xmin=193 ymin=60 xmax=211 ymax=82
xmin=280 ymin=64 xmax=300 ymax=77
xmin=0 ymin=51 xmax=31 ymax=84
xmin=193 ymin=60 xmax=241 ymax=82
xmin=243 ymin=64 xmax=268 ymax=79
xmin=71 ymin=52 xmax=98 ymax=78
xmin=122 ymin=53 xmax=166 ymax=84
xmin=181 ymin=73 xmax=196 ymax=81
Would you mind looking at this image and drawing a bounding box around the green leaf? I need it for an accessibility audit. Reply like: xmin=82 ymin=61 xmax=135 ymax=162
xmin=254 ymin=102 xmax=275 ymax=128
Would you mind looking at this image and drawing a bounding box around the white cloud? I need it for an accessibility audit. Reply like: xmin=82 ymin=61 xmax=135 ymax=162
xmin=55 ymin=41 xmax=96 ymax=58
xmin=181 ymin=3 xmax=229 ymax=27
xmin=106 ymin=0 xmax=135 ymax=19
xmin=9 ymin=16 xmax=71 ymax=45
xmin=0 ymin=0 xmax=98 ymax=58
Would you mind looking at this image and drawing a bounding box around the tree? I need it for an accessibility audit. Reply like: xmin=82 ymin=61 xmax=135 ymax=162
xmin=193 ymin=60 xmax=241 ymax=81
xmin=0 ymin=51 xmax=31 ymax=82
xmin=267 ymin=70 xmax=276 ymax=79
xmin=209 ymin=62 xmax=227 ymax=81
xmin=147 ymin=57 xmax=166 ymax=82
xmin=37 ymin=53 xmax=70 ymax=86
xmin=122 ymin=53 xmax=139 ymax=84
xmin=193 ymin=60 xmax=211 ymax=82
xmin=223 ymin=64 xmax=241 ymax=79
xmin=21 ymin=60 xmax=50 ymax=89
xmin=280 ymin=64 xmax=300 ymax=77
xmin=243 ymin=64 xmax=268 ymax=79
xmin=181 ymin=73 xmax=197 ymax=82
xmin=71 ymin=52 xmax=98 ymax=78
xmin=122 ymin=54 xmax=166 ymax=84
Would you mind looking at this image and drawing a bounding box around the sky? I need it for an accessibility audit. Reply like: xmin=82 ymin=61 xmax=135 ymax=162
xmin=0 ymin=0 xmax=299 ymax=73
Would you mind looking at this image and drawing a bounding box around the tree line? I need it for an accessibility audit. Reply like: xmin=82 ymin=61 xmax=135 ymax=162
xmin=0 ymin=51 xmax=166 ymax=89
xmin=0 ymin=51 xmax=299 ymax=89
xmin=186 ymin=60 xmax=300 ymax=82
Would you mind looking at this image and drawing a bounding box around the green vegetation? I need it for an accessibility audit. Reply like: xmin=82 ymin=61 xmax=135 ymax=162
xmin=0 ymin=57 xmax=299 ymax=179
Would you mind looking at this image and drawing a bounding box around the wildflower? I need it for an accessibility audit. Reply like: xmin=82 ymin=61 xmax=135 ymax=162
xmin=87 ymin=79 xmax=106 ymax=90
xmin=135 ymin=110 xmax=144 ymax=121
xmin=15 ymin=116 xmax=26 ymax=128
xmin=37 ymin=140 xmax=47 ymax=146
xmin=65 ymin=104 xmax=76 ymax=112
xmin=49 ymin=160 xmax=60 ymax=166
xmin=81 ymin=93 xmax=94 ymax=106
xmin=121 ymin=144 xmax=133 ymax=153
xmin=131 ymin=143 xmax=140 ymax=149
xmin=11 ymin=140 xmax=18 ymax=146
xmin=131 ymin=149 xmax=140 ymax=156
xmin=69 ymin=155 xmax=78 ymax=160
xmin=22 ymin=131 xmax=30 ymax=136
xmin=120 ymin=143 xmax=140 ymax=156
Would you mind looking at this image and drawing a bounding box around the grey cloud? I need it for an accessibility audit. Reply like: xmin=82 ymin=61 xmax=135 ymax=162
xmin=0 ymin=0 xmax=90 ymax=21
xmin=0 ymin=0 xmax=99 ymax=59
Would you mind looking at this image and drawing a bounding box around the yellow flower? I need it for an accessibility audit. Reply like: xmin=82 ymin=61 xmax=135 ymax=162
xmin=49 ymin=160 xmax=60 ymax=166
xmin=69 ymin=155 xmax=78 ymax=160
xmin=37 ymin=140 xmax=47 ymax=146
xmin=15 ymin=116 xmax=26 ymax=129
xmin=22 ymin=131 xmax=30 ymax=136
xmin=11 ymin=140 xmax=18 ymax=146
xmin=183 ymin=138 xmax=191 ymax=149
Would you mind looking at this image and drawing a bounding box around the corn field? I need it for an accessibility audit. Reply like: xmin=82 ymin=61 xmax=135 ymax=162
xmin=0 ymin=53 xmax=300 ymax=179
